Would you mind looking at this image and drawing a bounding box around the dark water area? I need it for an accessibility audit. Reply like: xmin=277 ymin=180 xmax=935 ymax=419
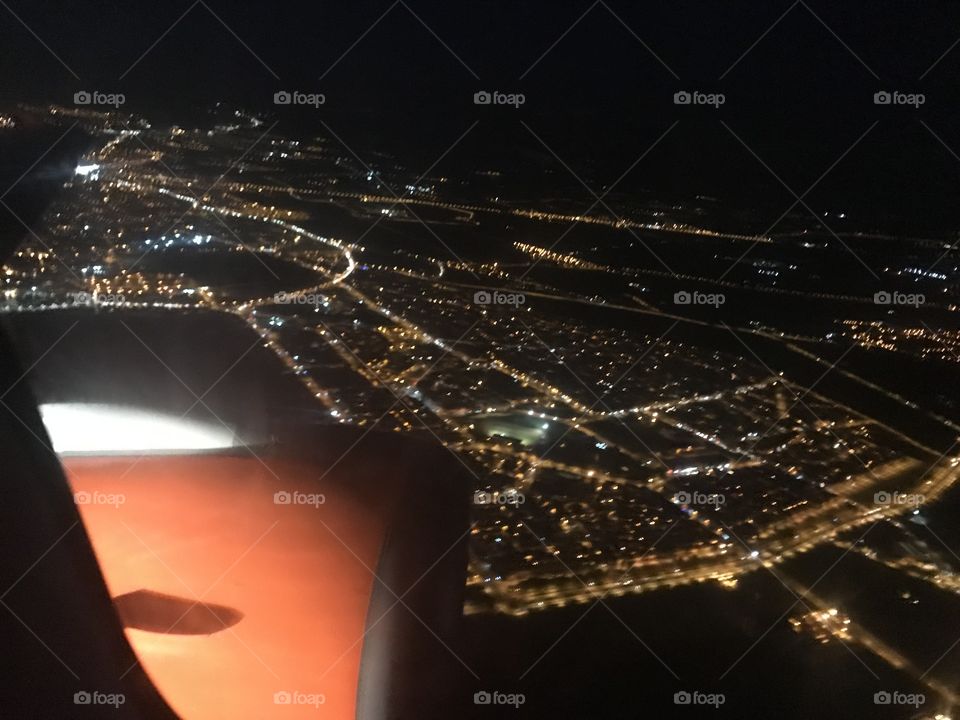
xmin=136 ymin=247 xmax=321 ymax=299
xmin=460 ymin=571 xmax=926 ymax=719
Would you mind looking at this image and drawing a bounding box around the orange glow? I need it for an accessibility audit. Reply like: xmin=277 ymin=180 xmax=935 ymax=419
xmin=63 ymin=454 xmax=388 ymax=719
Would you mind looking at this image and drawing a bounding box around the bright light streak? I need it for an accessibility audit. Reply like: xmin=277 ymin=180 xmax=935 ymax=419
xmin=39 ymin=403 xmax=236 ymax=455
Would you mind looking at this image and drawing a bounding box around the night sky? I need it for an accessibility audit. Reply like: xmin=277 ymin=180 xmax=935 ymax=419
xmin=2 ymin=0 xmax=959 ymax=232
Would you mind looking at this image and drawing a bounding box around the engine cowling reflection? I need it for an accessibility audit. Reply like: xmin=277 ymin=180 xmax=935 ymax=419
xmin=64 ymin=453 xmax=386 ymax=719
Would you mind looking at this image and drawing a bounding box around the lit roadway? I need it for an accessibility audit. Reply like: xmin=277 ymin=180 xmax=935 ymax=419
xmin=475 ymin=456 xmax=960 ymax=610
xmin=15 ymin=167 xmax=960 ymax=613
xmin=10 ymin=133 xmax=960 ymax=710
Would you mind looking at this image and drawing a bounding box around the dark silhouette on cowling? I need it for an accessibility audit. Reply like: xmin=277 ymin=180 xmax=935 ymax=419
xmin=114 ymin=589 xmax=244 ymax=635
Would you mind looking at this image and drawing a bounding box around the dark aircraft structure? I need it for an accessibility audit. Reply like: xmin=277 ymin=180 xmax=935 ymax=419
xmin=0 ymin=118 xmax=470 ymax=719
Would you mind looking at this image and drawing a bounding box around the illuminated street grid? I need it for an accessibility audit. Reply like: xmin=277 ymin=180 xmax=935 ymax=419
xmin=4 ymin=106 xmax=960 ymax=631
